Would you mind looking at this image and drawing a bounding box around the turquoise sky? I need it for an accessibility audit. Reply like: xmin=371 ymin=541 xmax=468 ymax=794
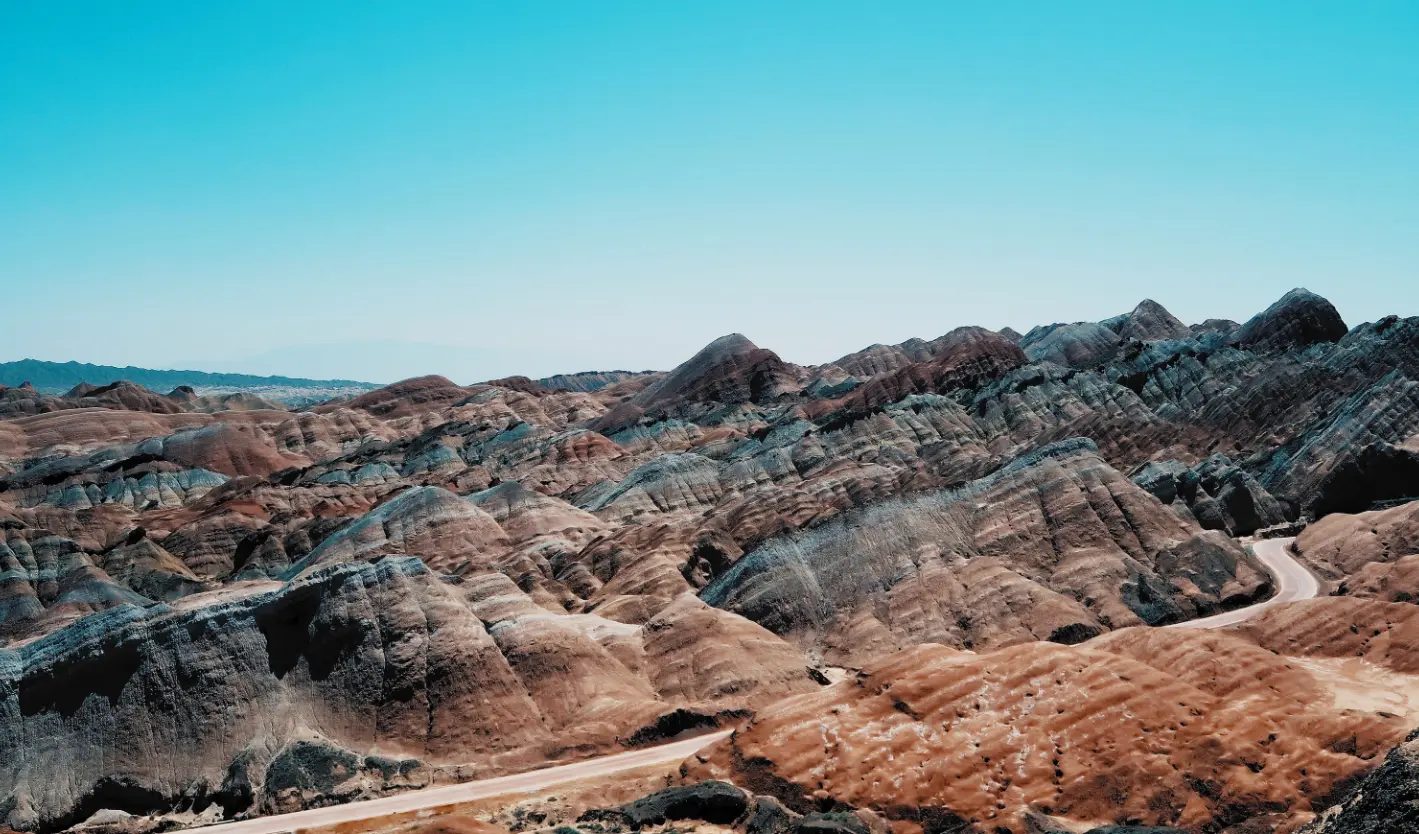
xmin=2 ymin=1 xmax=1415 ymax=383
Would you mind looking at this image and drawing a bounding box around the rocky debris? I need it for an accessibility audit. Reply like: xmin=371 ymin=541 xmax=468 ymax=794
xmin=254 ymin=736 xmax=428 ymax=816
xmin=1301 ymin=729 xmax=1419 ymax=834
xmin=1233 ymin=288 xmax=1348 ymax=352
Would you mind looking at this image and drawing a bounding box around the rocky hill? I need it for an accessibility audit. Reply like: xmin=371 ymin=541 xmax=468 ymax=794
xmin=2 ymin=289 xmax=1418 ymax=833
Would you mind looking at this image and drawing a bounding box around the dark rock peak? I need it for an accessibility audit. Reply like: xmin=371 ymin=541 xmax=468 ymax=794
xmin=634 ymin=333 xmax=796 ymax=409
xmin=1234 ymin=287 xmax=1348 ymax=352
xmin=1109 ymin=299 xmax=1192 ymax=342
xmin=998 ymin=326 xmax=1024 ymax=343
xmin=63 ymin=382 xmax=99 ymax=398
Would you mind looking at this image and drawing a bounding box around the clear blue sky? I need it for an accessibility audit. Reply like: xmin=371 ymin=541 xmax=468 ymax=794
xmin=2 ymin=1 xmax=1415 ymax=383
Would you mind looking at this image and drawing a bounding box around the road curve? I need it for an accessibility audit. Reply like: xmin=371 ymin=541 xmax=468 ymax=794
xmin=1165 ymin=537 xmax=1321 ymax=630
xmin=193 ymin=730 xmax=733 ymax=834
xmin=192 ymin=540 xmax=1319 ymax=833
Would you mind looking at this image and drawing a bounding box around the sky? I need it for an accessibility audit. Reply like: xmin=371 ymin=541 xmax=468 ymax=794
xmin=1 ymin=1 xmax=1416 ymax=384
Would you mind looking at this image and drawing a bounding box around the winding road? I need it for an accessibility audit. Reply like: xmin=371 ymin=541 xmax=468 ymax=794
xmin=195 ymin=538 xmax=1319 ymax=834
xmin=1165 ymin=537 xmax=1320 ymax=629
xmin=195 ymin=730 xmax=734 ymax=834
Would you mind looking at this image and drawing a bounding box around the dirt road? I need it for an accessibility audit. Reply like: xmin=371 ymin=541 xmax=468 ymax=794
xmin=1165 ymin=536 xmax=1320 ymax=629
xmin=193 ymin=731 xmax=732 ymax=834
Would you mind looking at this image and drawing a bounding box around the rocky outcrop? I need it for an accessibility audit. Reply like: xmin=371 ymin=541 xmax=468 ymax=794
xmin=584 ymin=783 xmax=898 ymax=834
xmin=1301 ymin=730 xmax=1419 ymax=834
xmin=610 ymin=781 xmax=752 ymax=829
xmin=1233 ymin=288 xmax=1348 ymax=352
xmin=1132 ymin=455 xmax=1289 ymax=536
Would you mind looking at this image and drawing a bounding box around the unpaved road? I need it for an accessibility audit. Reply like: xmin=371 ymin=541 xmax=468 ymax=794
xmin=1166 ymin=536 xmax=1320 ymax=629
xmin=194 ymin=731 xmax=732 ymax=834
xmin=195 ymin=539 xmax=1318 ymax=833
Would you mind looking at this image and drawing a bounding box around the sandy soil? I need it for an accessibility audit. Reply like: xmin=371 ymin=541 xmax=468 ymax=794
xmin=1290 ymin=656 xmax=1419 ymax=720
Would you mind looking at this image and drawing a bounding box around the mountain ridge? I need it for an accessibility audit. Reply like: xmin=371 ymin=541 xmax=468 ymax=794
xmin=0 ymin=358 xmax=377 ymax=394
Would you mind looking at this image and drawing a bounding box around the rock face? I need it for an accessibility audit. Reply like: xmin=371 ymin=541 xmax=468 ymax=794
xmin=4 ymin=289 xmax=1419 ymax=831
xmin=0 ymin=558 xmax=549 ymax=831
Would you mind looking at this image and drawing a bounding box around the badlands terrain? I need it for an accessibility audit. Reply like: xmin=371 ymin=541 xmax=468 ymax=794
xmin=3 ymin=289 xmax=1419 ymax=833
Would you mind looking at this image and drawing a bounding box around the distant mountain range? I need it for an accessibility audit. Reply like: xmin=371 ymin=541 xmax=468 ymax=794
xmin=0 ymin=358 xmax=377 ymax=395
